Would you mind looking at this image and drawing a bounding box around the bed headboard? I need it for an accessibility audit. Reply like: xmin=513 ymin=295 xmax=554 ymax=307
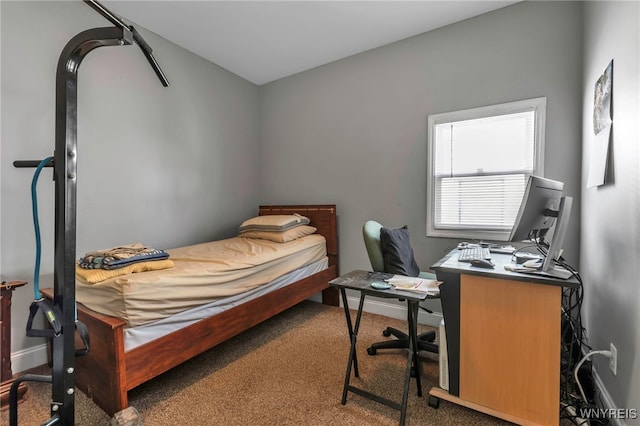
xmin=259 ymin=204 xmax=338 ymax=271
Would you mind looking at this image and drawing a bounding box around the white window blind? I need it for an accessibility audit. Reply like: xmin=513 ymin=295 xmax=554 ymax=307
xmin=427 ymin=98 xmax=545 ymax=240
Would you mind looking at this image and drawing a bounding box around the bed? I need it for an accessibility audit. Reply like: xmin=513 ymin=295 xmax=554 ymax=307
xmin=41 ymin=204 xmax=339 ymax=416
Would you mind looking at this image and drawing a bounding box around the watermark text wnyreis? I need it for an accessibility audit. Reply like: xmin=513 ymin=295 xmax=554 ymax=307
xmin=578 ymin=408 xmax=638 ymax=420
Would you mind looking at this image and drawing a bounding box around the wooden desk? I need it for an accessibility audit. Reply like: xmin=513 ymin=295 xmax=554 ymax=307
xmin=429 ymin=250 xmax=579 ymax=426
xmin=329 ymin=270 xmax=431 ymax=426
xmin=1 ymin=280 xmax=28 ymax=410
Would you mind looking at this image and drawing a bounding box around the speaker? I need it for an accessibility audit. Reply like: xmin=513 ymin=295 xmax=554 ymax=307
xmin=438 ymin=319 xmax=449 ymax=391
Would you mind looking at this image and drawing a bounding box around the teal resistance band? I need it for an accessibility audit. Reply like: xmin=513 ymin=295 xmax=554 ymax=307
xmin=27 ymin=156 xmax=90 ymax=354
xmin=26 ymin=156 xmax=62 ymax=338
xmin=30 ymin=156 xmax=53 ymax=300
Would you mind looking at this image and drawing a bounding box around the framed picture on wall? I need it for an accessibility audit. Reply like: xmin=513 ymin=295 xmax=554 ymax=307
xmin=587 ymin=59 xmax=613 ymax=188
xmin=593 ymin=60 xmax=613 ymax=135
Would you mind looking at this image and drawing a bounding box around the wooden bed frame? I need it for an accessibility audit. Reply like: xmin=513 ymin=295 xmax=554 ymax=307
xmin=42 ymin=204 xmax=339 ymax=416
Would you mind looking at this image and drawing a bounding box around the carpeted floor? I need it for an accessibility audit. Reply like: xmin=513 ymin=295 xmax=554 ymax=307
xmin=3 ymin=301 xmax=515 ymax=425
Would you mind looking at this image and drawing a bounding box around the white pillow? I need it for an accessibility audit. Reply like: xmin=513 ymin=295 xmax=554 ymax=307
xmin=239 ymin=225 xmax=317 ymax=243
xmin=239 ymin=213 xmax=310 ymax=233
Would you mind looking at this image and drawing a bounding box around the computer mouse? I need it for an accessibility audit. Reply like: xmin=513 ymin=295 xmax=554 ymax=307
xmin=523 ymin=258 xmax=543 ymax=268
xmin=470 ymin=259 xmax=495 ymax=269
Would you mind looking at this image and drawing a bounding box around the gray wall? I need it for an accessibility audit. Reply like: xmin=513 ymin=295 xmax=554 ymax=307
xmin=582 ymin=1 xmax=640 ymax=419
xmin=3 ymin=0 xmax=638 ymax=416
xmin=1 ymin=1 xmax=260 ymax=362
xmin=258 ymin=1 xmax=584 ymax=315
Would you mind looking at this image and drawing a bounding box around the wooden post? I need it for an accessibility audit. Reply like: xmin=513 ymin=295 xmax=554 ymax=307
xmin=1 ymin=280 xmax=28 ymax=410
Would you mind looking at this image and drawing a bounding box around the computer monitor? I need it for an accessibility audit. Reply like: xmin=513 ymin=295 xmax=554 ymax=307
xmin=509 ymin=175 xmax=573 ymax=279
xmin=509 ymin=175 xmax=564 ymax=243
xmin=541 ymin=195 xmax=573 ymax=274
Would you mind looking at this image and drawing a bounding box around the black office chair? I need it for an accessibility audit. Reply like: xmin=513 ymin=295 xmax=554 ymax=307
xmin=362 ymin=220 xmax=438 ymax=356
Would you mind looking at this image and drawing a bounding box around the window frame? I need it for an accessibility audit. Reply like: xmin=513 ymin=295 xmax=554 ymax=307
xmin=426 ymin=97 xmax=546 ymax=241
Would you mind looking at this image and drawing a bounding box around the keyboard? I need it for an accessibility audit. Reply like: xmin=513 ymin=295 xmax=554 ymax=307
xmin=458 ymin=247 xmax=492 ymax=262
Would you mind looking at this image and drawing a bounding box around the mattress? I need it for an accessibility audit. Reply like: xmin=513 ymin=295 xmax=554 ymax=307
xmin=124 ymin=257 xmax=328 ymax=351
xmin=76 ymin=234 xmax=327 ymax=327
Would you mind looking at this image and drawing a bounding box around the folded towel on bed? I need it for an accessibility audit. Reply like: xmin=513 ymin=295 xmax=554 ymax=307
xmin=76 ymin=259 xmax=175 ymax=284
xmin=78 ymin=243 xmax=169 ymax=270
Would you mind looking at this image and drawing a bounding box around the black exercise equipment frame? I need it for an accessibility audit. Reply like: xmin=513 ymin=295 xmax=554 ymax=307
xmin=12 ymin=1 xmax=167 ymax=424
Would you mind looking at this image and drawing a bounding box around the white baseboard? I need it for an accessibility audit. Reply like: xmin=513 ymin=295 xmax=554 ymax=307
xmin=11 ymin=343 xmax=48 ymax=374
xmin=343 ymin=294 xmax=443 ymax=328
xmin=592 ymin=368 xmax=626 ymax=426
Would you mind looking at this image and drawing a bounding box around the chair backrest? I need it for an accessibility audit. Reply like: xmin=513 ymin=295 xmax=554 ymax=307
xmin=362 ymin=220 xmax=385 ymax=272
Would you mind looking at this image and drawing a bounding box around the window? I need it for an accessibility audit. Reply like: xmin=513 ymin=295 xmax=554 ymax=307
xmin=427 ymin=97 xmax=546 ymax=241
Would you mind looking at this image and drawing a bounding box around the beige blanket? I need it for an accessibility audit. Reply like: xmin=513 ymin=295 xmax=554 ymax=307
xmin=76 ymin=234 xmax=327 ymax=327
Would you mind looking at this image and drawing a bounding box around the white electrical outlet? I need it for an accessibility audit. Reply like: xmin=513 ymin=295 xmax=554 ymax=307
xmin=609 ymin=343 xmax=617 ymax=375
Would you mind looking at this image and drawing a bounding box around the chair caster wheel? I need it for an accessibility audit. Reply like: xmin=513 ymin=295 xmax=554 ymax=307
xmin=427 ymin=395 xmax=440 ymax=409
xmin=367 ymin=347 xmax=376 ymax=356
xmin=382 ymin=328 xmax=392 ymax=337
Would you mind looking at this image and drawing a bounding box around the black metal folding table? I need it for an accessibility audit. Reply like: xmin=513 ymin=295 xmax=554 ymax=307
xmin=329 ymin=269 xmax=430 ymax=426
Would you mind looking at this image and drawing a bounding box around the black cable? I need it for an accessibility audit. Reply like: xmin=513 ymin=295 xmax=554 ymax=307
xmin=523 ymin=241 xmax=606 ymax=425
xmin=554 ymin=258 xmax=605 ymax=425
